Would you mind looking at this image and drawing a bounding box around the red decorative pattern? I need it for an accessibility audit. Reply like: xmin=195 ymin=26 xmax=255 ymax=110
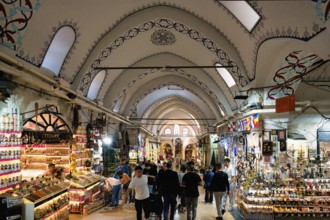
xmin=267 ymin=51 xmax=322 ymax=100
xmin=0 ymin=0 xmax=35 ymax=50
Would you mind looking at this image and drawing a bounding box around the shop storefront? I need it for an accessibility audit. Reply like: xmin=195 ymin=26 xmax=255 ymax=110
xmin=228 ymin=114 xmax=330 ymax=220
xmin=0 ymin=98 xmax=112 ymax=219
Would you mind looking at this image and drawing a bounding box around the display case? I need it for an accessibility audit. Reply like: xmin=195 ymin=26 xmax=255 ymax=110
xmin=69 ymin=173 xmax=103 ymax=214
xmin=21 ymin=143 xmax=71 ymax=177
xmin=238 ymin=177 xmax=330 ymax=220
xmin=71 ymin=133 xmax=93 ymax=175
xmin=0 ymin=131 xmax=22 ymax=193
xmin=21 ymin=107 xmax=73 ymax=180
xmin=19 ymin=176 xmax=70 ymax=220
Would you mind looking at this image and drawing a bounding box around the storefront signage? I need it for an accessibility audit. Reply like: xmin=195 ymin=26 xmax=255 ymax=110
xmin=228 ymin=114 xmax=260 ymax=132
xmin=276 ymin=95 xmax=295 ymax=113
xmin=22 ymin=131 xmax=71 ymax=143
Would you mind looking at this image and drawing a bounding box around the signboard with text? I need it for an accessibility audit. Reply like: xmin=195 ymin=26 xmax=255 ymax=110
xmin=276 ymin=95 xmax=295 ymax=113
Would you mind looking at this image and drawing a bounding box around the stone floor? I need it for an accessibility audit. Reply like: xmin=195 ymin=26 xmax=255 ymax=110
xmin=70 ymin=194 xmax=243 ymax=220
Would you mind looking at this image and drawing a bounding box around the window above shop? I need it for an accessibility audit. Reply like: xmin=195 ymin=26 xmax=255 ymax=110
xmin=182 ymin=127 xmax=189 ymax=136
xmin=41 ymin=26 xmax=75 ymax=76
xmin=220 ymin=1 xmax=261 ymax=32
xmin=215 ymin=63 xmax=236 ymax=88
xmin=87 ymin=70 xmax=106 ymax=100
xmin=174 ymin=124 xmax=180 ymax=135
xmin=165 ymin=128 xmax=172 ymax=135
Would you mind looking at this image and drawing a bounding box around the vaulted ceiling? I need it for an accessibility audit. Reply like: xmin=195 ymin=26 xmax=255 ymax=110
xmin=1 ymin=0 xmax=329 ymax=136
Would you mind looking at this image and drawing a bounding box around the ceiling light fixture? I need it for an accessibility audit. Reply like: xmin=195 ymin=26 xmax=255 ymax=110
xmin=234 ymin=91 xmax=249 ymax=100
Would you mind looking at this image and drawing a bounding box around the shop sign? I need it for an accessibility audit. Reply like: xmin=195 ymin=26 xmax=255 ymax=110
xmin=23 ymin=131 xmax=71 ymax=143
xmin=276 ymin=95 xmax=295 ymax=113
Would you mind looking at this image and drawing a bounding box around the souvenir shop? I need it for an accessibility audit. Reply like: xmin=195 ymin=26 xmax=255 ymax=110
xmin=0 ymin=92 xmax=117 ymax=220
xmin=215 ymin=113 xmax=330 ymax=220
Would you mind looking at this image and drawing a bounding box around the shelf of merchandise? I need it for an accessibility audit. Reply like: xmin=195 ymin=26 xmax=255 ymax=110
xmin=23 ymin=182 xmax=70 ymax=220
xmin=71 ymin=133 xmax=88 ymax=174
xmin=21 ymin=142 xmax=71 ymax=177
xmin=0 ymin=130 xmax=22 ymax=193
xmin=0 ymin=158 xmax=20 ymax=162
xmin=69 ymin=174 xmax=102 ymax=214
xmin=0 ymin=183 xmax=20 ymax=193
xmin=42 ymin=203 xmax=69 ymax=220
xmin=238 ymin=178 xmax=330 ymax=220
xmin=0 ymin=170 xmax=21 ymax=177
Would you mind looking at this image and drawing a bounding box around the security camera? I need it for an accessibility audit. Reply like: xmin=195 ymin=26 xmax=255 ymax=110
xmin=67 ymin=92 xmax=77 ymax=100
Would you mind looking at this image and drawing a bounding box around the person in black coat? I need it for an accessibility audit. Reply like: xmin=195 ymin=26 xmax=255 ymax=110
xmin=159 ymin=163 xmax=180 ymax=220
xmin=210 ymin=163 xmax=230 ymax=220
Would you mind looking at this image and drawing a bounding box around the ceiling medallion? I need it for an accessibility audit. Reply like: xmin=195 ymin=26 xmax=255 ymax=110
xmin=151 ymin=29 xmax=176 ymax=46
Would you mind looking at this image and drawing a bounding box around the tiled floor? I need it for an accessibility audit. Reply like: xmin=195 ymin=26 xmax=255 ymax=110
xmin=70 ymin=195 xmax=243 ymax=220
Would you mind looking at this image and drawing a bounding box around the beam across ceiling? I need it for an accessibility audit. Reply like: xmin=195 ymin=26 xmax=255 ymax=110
xmin=130 ymin=118 xmax=216 ymax=121
xmin=95 ymin=65 xmax=233 ymax=70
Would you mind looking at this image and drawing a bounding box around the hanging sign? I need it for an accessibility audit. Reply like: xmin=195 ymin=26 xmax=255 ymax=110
xmin=276 ymin=95 xmax=295 ymax=113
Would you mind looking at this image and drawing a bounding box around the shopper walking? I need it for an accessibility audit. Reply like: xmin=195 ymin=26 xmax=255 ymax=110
xmin=159 ymin=163 xmax=180 ymax=220
xmin=113 ymin=159 xmax=125 ymax=178
xmin=117 ymin=171 xmax=131 ymax=204
xmin=122 ymin=166 xmax=151 ymax=220
xmin=221 ymin=158 xmax=236 ymax=212
xmin=178 ymin=165 xmax=187 ymax=213
xmin=211 ymin=163 xmax=230 ymax=220
xmin=155 ymin=162 xmax=167 ymax=219
xmin=143 ymin=162 xmax=157 ymax=193
xmin=203 ymin=165 xmax=214 ymax=204
xmin=182 ymin=162 xmax=202 ymax=220
xmin=104 ymin=177 xmax=122 ymax=207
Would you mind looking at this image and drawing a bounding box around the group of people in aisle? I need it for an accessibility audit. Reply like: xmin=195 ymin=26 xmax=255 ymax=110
xmin=104 ymin=158 xmax=236 ymax=220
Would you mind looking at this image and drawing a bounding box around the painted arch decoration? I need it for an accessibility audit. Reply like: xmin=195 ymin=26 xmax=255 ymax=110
xmin=79 ymin=18 xmax=250 ymax=93
xmin=267 ymin=51 xmax=323 ymax=100
xmin=0 ymin=0 xmax=43 ymax=50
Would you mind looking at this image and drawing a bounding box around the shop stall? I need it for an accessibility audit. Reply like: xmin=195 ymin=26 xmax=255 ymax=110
xmin=22 ymin=178 xmax=70 ymax=220
xmin=236 ymin=123 xmax=330 ymax=220
xmin=20 ymin=108 xmax=72 ymax=180
xmin=69 ymin=173 xmax=103 ymax=215
xmin=0 ymin=108 xmax=22 ymax=193
xmin=71 ymin=126 xmax=93 ymax=175
xmin=0 ymin=108 xmax=23 ymax=220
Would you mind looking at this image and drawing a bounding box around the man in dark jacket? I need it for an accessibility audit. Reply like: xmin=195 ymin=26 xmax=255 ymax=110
xmin=203 ymin=165 xmax=214 ymax=204
xmin=211 ymin=163 xmax=230 ymax=220
xmin=182 ymin=162 xmax=202 ymax=220
xmin=143 ymin=162 xmax=157 ymax=194
xmin=159 ymin=163 xmax=180 ymax=220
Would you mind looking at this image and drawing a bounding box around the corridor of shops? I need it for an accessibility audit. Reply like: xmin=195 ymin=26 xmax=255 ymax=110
xmin=1 ymin=1 xmax=330 ymax=220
